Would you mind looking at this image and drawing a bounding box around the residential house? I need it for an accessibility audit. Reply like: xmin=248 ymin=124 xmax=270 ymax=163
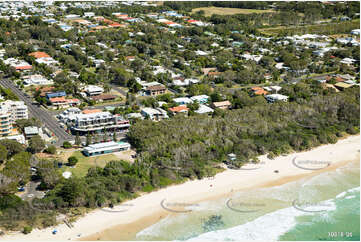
xmin=173 ymin=97 xmax=193 ymax=105
xmin=211 ymin=101 xmax=231 ymax=110
xmin=168 ymin=105 xmax=189 ymax=115
xmin=195 ymin=104 xmax=214 ymax=114
xmin=91 ymin=94 xmax=116 ymax=102
xmin=3 ymin=58 xmax=32 ymax=71
xmin=49 ymin=97 xmax=80 ymax=109
xmin=265 ymin=94 xmax=288 ymax=103
xmin=46 ymin=91 xmax=66 ymax=99
xmin=334 ymin=82 xmax=354 ymax=91
xmin=172 ymin=78 xmax=199 ymax=86
xmin=23 ymin=74 xmax=53 ymax=86
xmin=28 ymin=51 xmax=58 ymax=66
xmin=141 ymin=107 xmax=168 ymax=121
xmin=190 ymin=95 xmax=209 ymax=104
xmin=84 ymin=85 xmax=104 ymax=96
xmin=251 ymin=87 xmax=268 ymax=96
xmin=146 ymin=84 xmax=167 ymax=96
xmin=340 ymin=58 xmax=357 ymax=66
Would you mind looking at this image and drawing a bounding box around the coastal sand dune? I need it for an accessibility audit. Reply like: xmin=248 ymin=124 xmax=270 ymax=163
xmin=1 ymin=135 xmax=359 ymax=241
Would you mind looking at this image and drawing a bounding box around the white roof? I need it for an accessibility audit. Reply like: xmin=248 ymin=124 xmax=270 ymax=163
xmin=84 ymin=85 xmax=104 ymax=92
xmin=195 ymin=50 xmax=208 ymax=56
xmin=141 ymin=107 xmax=162 ymax=116
xmin=266 ymin=94 xmax=288 ymax=100
xmin=62 ymin=171 xmax=72 ymax=179
xmin=75 ymin=111 xmax=112 ymax=121
xmin=24 ymin=126 xmax=39 ymax=135
xmin=127 ymin=113 xmax=143 ymax=119
xmin=241 ymin=54 xmax=263 ymax=62
xmin=270 ymin=86 xmax=282 ymax=92
xmin=158 ymin=101 xmax=167 ymax=106
xmin=84 ymin=141 xmax=130 ymax=153
xmin=173 ymin=97 xmax=193 ymax=104
xmin=275 ymin=63 xmax=284 ymax=69
xmin=195 ymin=104 xmax=213 ymax=114
xmin=190 ymin=95 xmax=209 ymax=102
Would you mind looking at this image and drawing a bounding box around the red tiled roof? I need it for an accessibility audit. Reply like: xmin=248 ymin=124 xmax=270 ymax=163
xmin=169 ymin=105 xmax=189 ymax=113
xmin=82 ymin=109 xmax=101 ymax=114
xmin=15 ymin=65 xmax=32 ymax=70
xmin=67 ymin=98 xmax=80 ymax=103
xmin=254 ymin=89 xmax=268 ymax=95
xmin=49 ymin=97 xmax=66 ymax=103
xmin=28 ymin=52 xmax=50 ymax=59
xmin=251 ymin=86 xmax=263 ymax=91
xmin=109 ymin=23 xmax=125 ymax=27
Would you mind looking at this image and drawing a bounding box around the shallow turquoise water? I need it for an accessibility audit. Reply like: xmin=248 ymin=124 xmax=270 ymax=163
xmin=134 ymin=159 xmax=360 ymax=241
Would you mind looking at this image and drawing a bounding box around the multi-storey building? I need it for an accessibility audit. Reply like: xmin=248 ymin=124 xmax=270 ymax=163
xmin=0 ymin=100 xmax=28 ymax=137
xmin=66 ymin=111 xmax=130 ymax=135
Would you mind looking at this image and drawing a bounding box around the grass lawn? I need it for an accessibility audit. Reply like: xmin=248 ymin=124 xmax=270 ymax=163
xmin=93 ymin=99 xmax=124 ymax=107
xmin=60 ymin=150 xmax=118 ymax=177
xmin=260 ymin=19 xmax=360 ymax=36
xmin=191 ymin=7 xmax=275 ymax=17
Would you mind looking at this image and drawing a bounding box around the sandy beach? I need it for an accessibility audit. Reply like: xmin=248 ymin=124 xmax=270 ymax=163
xmin=1 ymin=135 xmax=359 ymax=241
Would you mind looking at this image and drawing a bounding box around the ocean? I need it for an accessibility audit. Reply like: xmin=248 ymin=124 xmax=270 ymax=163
xmin=135 ymin=158 xmax=360 ymax=241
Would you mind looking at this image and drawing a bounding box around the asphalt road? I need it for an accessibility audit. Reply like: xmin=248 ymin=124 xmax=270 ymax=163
xmin=0 ymin=79 xmax=73 ymax=146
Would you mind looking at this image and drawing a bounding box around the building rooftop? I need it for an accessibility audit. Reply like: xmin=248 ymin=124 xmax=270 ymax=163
xmin=212 ymin=101 xmax=231 ymax=107
xmin=28 ymin=51 xmax=50 ymax=59
xmin=83 ymin=141 xmax=130 ymax=153
xmin=169 ymin=105 xmax=189 ymax=113
xmin=24 ymin=126 xmax=39 ymax=135
xmin=82 ymin=109 xmax=102 ymax=114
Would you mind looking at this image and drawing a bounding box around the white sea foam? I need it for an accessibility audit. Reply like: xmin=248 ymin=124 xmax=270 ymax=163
xmin=347 ymin=186 xmax=360 ymax=193
xmin=186 ymin=196 xmax=340 ymax=241
xmin=186 ymin=206 xmax=306 ymax=241
xmin=136 ymin=215 xmax=174 ymax=237
xmin=336 ymin=191 xmax=347 ymax=198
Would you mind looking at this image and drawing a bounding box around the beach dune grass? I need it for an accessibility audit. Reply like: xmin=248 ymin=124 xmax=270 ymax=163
xmin=60 ymin=151 xmax=118 ymax=177
xmin=191 ymin=7 xmax=275 ymax=17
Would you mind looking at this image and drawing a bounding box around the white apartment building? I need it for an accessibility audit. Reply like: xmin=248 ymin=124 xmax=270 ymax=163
xmin=0 ymin=100 xmax=28 ymax=136
xmin=67 ymin=111 xmax=130 ymax=135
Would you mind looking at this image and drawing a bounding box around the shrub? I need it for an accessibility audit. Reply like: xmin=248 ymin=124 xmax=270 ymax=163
xmin=23 ymin=226 xmax=32 ymax=234
xmin=63 ymin=141 xmax=72 ymax=149
xmin=68 ymin=156 xmax=78 ymax=166
xmin=267 ymin=152 xmax=276 ymax=160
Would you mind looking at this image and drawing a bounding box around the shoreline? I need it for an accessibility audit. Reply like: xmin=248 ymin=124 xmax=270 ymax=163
xmin=1 ymin=135 xmax=360 ymax=241
xmin=84 ymin=157 xmax=359 ymax=241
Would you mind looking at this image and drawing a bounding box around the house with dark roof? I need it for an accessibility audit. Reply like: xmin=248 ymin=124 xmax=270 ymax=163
xmin=146 ymin=85 xmax=167 ymax=96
